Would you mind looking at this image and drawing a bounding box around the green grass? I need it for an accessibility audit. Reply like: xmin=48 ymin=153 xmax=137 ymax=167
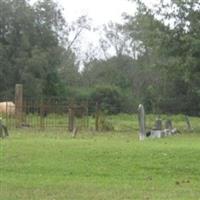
xmin=1 ymin=115 xmax=200 ymax=199
xmin=3 ymin=112 xmax=200 ymax=132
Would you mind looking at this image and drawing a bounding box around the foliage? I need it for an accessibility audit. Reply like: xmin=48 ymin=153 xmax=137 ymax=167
xmin=1 ymin=0 xmax=200 ymax=115
xmin=98 ymin=113 xmax=114 ymax=131
xmin=89 ymin=85 xmax=123 ymax=114
xmin=0 ymin=0 xmax=80 ymax=98
xmin=122 ymin=0 xmax=200 ymax=115
xmin=82 ymin=55 xmax=134 ymax=89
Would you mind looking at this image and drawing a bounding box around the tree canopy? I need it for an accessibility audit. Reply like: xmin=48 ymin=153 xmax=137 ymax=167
xmin=0 ymin=0 xmax=200 ymax=115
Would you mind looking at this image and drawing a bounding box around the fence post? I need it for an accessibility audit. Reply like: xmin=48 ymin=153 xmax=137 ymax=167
xmin=5 ymin=101 xmax=8 ymax=128
xmin=86 ymin=102 xmax=89 ymax=129
xmin=68 ymin=106 xmax=75 ymax=132
xmin=0 ymin=119 xmax=8 ymax=138
xmin=40 ymin=99 xmax=45 ymax=130
xmin=0 ymin=119 xmax=3 ymax=137
xmin=138 ymin=104 xmax=146 ymax=140
xmin=15 ymin=84 xmax=23 ymax=128
xmin=95 ymin=102 xmax=100 ymax=131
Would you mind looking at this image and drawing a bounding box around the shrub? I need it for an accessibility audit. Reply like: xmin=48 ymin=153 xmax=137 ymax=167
xmin=89 ymin=85 xmax=122 ymax=115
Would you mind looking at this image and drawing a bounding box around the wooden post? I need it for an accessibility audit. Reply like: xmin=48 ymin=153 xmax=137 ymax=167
xmin=138 ymin=104 xmax=146 ymax=140
xmin=86 ymin=103 xmax=89 ymax=129
xmin=15 ymin=84 xmax=23 ymax=128
xmin=0 ymin=118 xmax=8 ymax=138
xmin=5 ymin=101 xmax=8 ymax=128
xmin=40 ymin=99 xmax=45 ymax=130
xmin=68 ymin=106 xmax=75 ymax=132
xmin=0 ymin=119 xmax=3 ymax=138
xmin=95 ymin=102 xmax=100 ymax=131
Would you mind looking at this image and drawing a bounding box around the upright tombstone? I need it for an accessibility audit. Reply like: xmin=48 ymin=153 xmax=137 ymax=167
xmin=138 ymin=104 xmax=146 ymax=140
xmin=154 ymin=116 xmax=163 ymax=130
xmin=15 ymin=84 xmax=23 ymax=128
xmin=72 ymin=127 xmax=78 ymax=138
xmin=185 ymin=115 xmax=193 ymax=132
xmin=165 ymin=119 xmax=173 ymax=130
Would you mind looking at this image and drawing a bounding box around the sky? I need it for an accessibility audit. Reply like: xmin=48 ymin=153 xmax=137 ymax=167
xmin=60 ymin=0 xmax=159 ymax=60
xmin=31 ymin=0 xmax=161 ymax=62
xmin=57 ymin=0 xmax=160 ymax=25
xmin=60 ymin=0 xmax=135 ymax=25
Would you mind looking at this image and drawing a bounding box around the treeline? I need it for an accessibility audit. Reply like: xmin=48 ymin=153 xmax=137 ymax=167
xmin=0 ymin=0 xmax=200 ymax=115
xmin=0 ymin=0 xmax=80 ymax=98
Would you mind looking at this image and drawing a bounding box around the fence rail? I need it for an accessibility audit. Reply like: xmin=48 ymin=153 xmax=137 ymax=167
xmin=0 ymin=84 xmax=200 ymax=133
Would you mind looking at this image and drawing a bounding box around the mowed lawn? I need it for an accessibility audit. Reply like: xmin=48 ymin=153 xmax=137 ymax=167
xmin=1 ymin=130 xmax=200 ymax=200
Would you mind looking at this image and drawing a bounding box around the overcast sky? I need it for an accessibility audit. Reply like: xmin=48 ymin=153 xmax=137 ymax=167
xmin=31 ymin=0 xmax=161 ymax=62
xmin=60 ymin=0 xmax=135 ymax=24
xmin=57 ymin=0 xmax=160 ymax=24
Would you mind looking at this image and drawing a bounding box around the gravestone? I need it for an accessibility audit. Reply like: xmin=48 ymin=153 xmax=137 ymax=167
xmin=165 ymin=119 xmax=173 ymax=130
xmin=138 ymin=104 xmax=146 ymax=140
xmin=72 ymin=127 xmax=78 ymax=138
xmin=154 ymin=117 xmax=163 ymax=130
xmin=185 ymin=115 xmax=193 ymax=132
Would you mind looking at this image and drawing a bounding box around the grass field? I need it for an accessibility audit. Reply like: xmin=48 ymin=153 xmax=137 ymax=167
xmin=1 ymin=115 xmax=200 ymax=200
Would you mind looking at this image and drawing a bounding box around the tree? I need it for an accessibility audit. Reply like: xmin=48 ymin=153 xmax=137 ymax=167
xmin=0 ymin=0 xmax=78 ymax=98
xmin=125 ymin=0 xmax=200 ymax=114
xmin=99 ymin=22 xmax=133 ymax=58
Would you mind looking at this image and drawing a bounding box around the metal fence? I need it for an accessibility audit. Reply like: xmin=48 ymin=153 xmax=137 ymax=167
xmin=0 ymin=95 xmax=138 ymax=132
xmin=0 ymin=90 xmax=199 ymax=133
xmin=0 ymin=96 xmax=89 ymax=131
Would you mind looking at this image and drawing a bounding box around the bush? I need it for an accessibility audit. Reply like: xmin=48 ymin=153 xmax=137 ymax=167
xmin=89 ymin=85 xmax=123 ymax=115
